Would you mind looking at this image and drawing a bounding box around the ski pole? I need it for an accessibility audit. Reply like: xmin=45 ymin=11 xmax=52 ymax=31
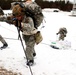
xmin=17 ymin=21 xmax=34 ymax=75
xmin=4 ymin=37 xmax=18 ymax=40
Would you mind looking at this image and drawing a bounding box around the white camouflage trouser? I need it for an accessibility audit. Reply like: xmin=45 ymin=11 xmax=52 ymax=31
xmin=0 ymin=35 xmax=6 ymax=44
xmin=22 ymin=34 xmax=35 ymax=61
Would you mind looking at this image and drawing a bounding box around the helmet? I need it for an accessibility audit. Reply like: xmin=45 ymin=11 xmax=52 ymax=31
xmin=12 ymin=3 xmax=25 ymax=16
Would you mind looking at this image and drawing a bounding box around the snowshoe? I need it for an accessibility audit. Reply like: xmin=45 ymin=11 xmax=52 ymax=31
xmin=26 ymin=60 xmax=34 ymax=66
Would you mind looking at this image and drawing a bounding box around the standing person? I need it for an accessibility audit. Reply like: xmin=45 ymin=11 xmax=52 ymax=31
xmin=13 ymin=15 xmax=37 ymax=66
xmin=56 ymin=27 xmax=67 ymax=41
xmin=12 ymin=0 xmax=43 ymax=66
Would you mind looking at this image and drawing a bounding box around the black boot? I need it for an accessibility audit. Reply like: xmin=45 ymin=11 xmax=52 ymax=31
xmin=27 ymin=60 xmax=34 ymax=66
xmin=0 ymin=43 xmax=8 ymax=50
xmin=33 ymin=53 xmax=36 ymax=57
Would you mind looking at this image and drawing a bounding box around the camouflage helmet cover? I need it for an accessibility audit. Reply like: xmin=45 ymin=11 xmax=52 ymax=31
xmin=12 ymin=2 xmax=25 ymax=16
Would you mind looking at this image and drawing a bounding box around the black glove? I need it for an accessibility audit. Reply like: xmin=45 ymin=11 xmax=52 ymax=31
xmin=56 ymin=33 xmax=58 ymax=35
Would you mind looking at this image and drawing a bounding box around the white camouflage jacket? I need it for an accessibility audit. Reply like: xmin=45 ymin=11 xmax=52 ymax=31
xmin=21 ymin=16 xmax=37 ymax=35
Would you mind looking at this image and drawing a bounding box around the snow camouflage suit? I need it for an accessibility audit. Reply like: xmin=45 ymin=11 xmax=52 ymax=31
xmin=56 ymin=27 xmax=67 ymax=41
xmin=11 ymin=2 xmax=43 ymax=62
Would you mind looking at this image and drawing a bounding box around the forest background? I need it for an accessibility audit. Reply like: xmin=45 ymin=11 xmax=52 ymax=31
xmin=0 ymin=0 xmax=74 ymax=11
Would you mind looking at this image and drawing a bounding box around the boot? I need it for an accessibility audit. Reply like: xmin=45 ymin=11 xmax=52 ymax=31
xmin=33 ymin=53 xmax=36 ymax=57
xmin=26 ymin=60 xmax=34 ymax=66
xmin=0 ymin=43 xmax=8 ymax=50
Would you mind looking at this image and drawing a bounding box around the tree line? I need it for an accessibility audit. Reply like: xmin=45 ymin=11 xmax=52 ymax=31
xmin=35 ymin=0 xmax=73 ymax=11
xmin=0 ymin=0 xmax=73 ymax=11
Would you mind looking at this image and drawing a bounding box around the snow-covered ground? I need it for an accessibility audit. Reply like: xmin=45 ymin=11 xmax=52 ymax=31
xmin=0 ymin=9 xmax=76 ymax=75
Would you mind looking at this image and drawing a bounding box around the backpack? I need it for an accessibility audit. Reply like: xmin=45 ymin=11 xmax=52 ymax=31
xmin=24 ymin=2 xmax=44 ymax=28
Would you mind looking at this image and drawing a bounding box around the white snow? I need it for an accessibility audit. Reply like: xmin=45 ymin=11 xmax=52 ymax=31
xmin=0 ymin=9 xmax=76 ymax=75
